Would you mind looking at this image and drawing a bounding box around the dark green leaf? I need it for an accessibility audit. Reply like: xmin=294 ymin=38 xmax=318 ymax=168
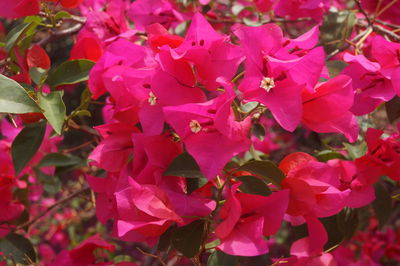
xmin=344 ymin=142 xmax=367 ymax=160
xmin=238 ymin=160 xmax=285 ymax=188
xmin=157 ymin=225 xmax=176 ymax=252
xmin=164 ymin=152 xmax=205 ymax=179
xmin=372 ymin=183 xmax=392 ymax=229
xmin=46 ymin=59 xmax=95 ymax=87
xmin=34 ymin=168 xmax=61 ymax=195
xmin=38 ymin=153 xmax=85 ymax=168
xmin=207 ymin=250 xmax=238 ymax=266
xmin=5 ymin=23 xmax=37 ymax=52
xmin=172 ymin=219 xmax=205 ymax=258
xmin=320 ymin=215 xmax=343 ymax=251
xmin=29 ymin=67 xmax=47 ymax=86
xmin=337 ymin=208 xmax=358 ymax=240
xmin=385 ymin=96 xmax=400 ymax=124
xmin=237 ymin=175 xmax=272 ymax=196
xmin=0 ymin=234 xmax=36 ymax=264
xmin=11 ymin=121 xmax=46 ymax=175
xmin=316 ymin=150 xmax=346 ymax=162
xmin=38 ymin=91 xmax=66 ymax=135
xmin=187 ymin=177 xmax=208 ymax=194
xmin=0 ymin=74 xmax=41 ymax=114
xmin=326 ymin=61 xmax=348 ymax=78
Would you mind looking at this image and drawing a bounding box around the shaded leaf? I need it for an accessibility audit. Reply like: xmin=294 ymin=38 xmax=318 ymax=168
xmin=38 ymin=153 xmax=85 ymax=168
xmin=157 ymin=225 xmax=176 ymax=252
xmin=0 ymin=74 xmax=40 ymax=114
xmin=34 ymin=168 xmax=61 ymax=194
xmin=337 ymin=208 xmax=358 ymax=240
xmin=11 ymin=121 xmax=46 ymax=175
xmin=372 ymin=183 xmax=392 ymax=229
xmin=344 ymin=142 xmax=367 ymax=160
xmin=385 ymin=96 xmax=400 ymax=124
xmin=5 ymin=22 xmax=37 ymax=52
xmin=208 ymin=250 xmax=238 ymax=266
xmin=316 ymin=150 xmax=346 ymax=162
xmin=164 ymin=152 xmax=205 ymax=179
xmin=46 ymin=59 xmax=95 ymax=87
xmin=172 ymin=219 xmax=205 ymax=258
xmin=326 ymin=61 xmax=347 ymax=78
xmin=0 ymin=234 xmax=36 ymax=264
xmin=320 ymin=215 xmax=343 ymax=251
xmin=237 ymin=175 xmax=272 ymax=196
xmin=238 ymin=160 xmax=285 ymax=188
xmin=187 ymin=177 xmax=208 ymax=195
xmin=38 ymin=91 xmax=66 ymax=135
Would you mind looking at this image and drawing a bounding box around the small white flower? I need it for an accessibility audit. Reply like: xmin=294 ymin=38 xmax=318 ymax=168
xmin=260 ymin=77 xmax=275 ymax=92
xmin=148 ymin=91 xmax=157 ymax=106
xmin=189 ymin=120 xmax=202 ymax=133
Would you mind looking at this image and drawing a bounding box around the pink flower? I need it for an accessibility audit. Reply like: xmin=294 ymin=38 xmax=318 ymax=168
xmin=302 ymin=75 xmax=359 ymax=142
xmin=215 ymin=184 xmax=289 ymax=256
xmin=0 ymin=0 xmax=39 ymax=19
xmin=164 ymin=88 xmax=251 ymax=180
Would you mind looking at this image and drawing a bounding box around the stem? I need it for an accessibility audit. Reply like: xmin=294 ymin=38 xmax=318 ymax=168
xmin=16 ymin=187 xmax=90 ymax=231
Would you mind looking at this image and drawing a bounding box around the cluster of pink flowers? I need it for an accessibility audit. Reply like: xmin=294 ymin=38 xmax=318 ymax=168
xmin=0 ymin=0 xmax=400 ymax=264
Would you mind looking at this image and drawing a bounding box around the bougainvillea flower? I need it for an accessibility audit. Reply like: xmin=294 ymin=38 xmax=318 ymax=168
xmin=70 ymin=31 xmax=103 ymax=61
xmin=49 ymin=234 xmax=115 ymax=266
xmin=0 ymin=0 xmax=39 ymax=19
xmin=89 ymin=123 xmax=140 ymax=172
xmin=89 ymin=39 xmax=156 ymax=99
xmin=302 ymin=75 xmax=359 ymax=142
xmin=281 ymin=153 xmax=350 ymax=218
xmin=47 ymin=0 xmax=84 ymax=8
xmin=274 ymin=0 xmax=329 ymax=22
xmin=215 ymin=184 xmax=289 ymax=256
xmin=128 ymin=0 xmax=184 ymax=31
xmin=355 ymin=128 xmax=400 ymax=183
xmin=114 ymin=179 xmax=183 ymax=241
xmin=146 ymin=23 xmax=185 ymax=52
xmin=172 ymin=13 xmax=244 ymax=91
xmin=343 ymin=53 xmax=394 ymax=115
xmin=164 ymin=88 xmax=251 ymax=180
xmin=26 ymin=44 xmax=51 ymax=70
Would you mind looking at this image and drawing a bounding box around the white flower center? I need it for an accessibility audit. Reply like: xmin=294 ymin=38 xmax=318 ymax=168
xmin=260 ymin=77 xmax=275 ymax=92
xmin=148 ymin=91 xmax=157 ymax=106
xmin=189 ymin=120 xmax=202 ymax=133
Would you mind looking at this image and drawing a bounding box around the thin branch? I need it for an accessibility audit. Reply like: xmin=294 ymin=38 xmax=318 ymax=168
xmin=137 ymin=247 xmax=167 ymax=266
xmin=38 ymin=23 xmax=83 ymax=46
xmin=375 ymin=19 xmax=400 ymax=29
xmin=373 ymin=23 xmax=400 ymax=41
xmin=16 ymin=187 xmax=90 ymax=230
xmin=326 ymin=28 xmax=370 ymax=60
xmin=354 ymin=0 xmax=373 ymax=26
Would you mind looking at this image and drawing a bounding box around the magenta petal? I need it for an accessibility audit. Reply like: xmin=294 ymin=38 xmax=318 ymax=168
xmin=217 ymin=216 xmax=269 ymax=256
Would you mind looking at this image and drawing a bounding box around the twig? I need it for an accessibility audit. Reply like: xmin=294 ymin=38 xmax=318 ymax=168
xmin=354 ymin=0 xmax=373 ymax=26
xmin=137 ymin=247 xmax=167 ymax=266
xmin=38 ymin=23 xmax=84 ymax=46
xmin=61 ymin=139 xmax=96 ymax=153
xmin=16 ymin=187 xmax=90 ymax=230
xmin=372 ymin=23 xmax=400 ymax=41
xmin=326 ymin=28 xmax=370 ymax=60
xmin=375 ymin=19 xmax=400 ymax=29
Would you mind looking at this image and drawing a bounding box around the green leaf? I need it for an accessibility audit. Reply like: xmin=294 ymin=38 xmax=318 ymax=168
xmin=385 ymin=96 xmax=400 ymax=124
xmin=344 ymin=142 xmax=367 ymax=160
xmin=372 ymin=183 xmax=392 ymax=229
xmin=157 ymin=225 xmax=176 ymax=252
xmin=172 ymin=219 xmax=205 ymax=258
xmin=0 ymin=74 xmax=41 ymax=114
xmin=320 ymin=215 xmax=343 ymax=251
xmin=11 ymin=121 xmax=46 ymax=175
xmin=320 ymin=10 xmax=356 ymax=54
xmin=0 ymin=234 xmax=36 ymax=264
xmin=29 ymin=67 xmax=47 ymax=86
xmin=38 ymin=153 xmax=85 ymax=168
xmin=34 ymin=168 xmax=62 ymax=194
xmin=38 ymin=91 xmax=66 ymax=135
xmin=337 ymin=208 xmax=358 ymax=240
xmin=316 ymin=150 xmax=346 ymax=162
xmin=72 ymin=110 xmax=92 ymax=118
xmin=54 ymin=11 xmax=72 ymax=20
xmin=46 ymin=59 xmax=95 ymax=87
xmin=236 ymin=175 xmax=272 ymax=196
xmin=326 ymin=61 xmax=347 ymax=78
xmin=187 ymin=177 xmax=208 ymax=194
xmin=207 ymin=250 xmax=238 ymax=266
xmin=238 ymin=160 xmax=285 ymax=188
xmin=5 ymin=22 xmax=37 ymax=52
xmin=164 ymin=152 xmax=205 ymax=179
